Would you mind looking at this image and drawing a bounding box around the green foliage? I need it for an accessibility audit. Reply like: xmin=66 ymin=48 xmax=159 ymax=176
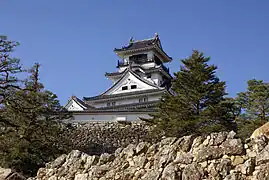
xmin=237 ymin=79 xmax=269 ymax=123
xmin=0 ymin=36 xmax=23 ymax=104
xmin=235 ymin=79 xmax=269 ymax=140
xmin=0 ymin=38 xmax=71 ymax=177
xmin=149 ymin=50 xmax=237 ymax=137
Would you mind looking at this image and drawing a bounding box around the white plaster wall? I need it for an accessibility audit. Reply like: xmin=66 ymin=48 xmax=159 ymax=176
xmin=106 ymin=72 xmax=157 ymax=95
xmin=119 ymin=66 xmax=128 ymax=72
xmin=66 ymin=100 xmax=84 ymax=111
xmin=72 ymin=113 xmax=152 ymax=122
xmin=108 ymin=76 xmax=121 ymax=84
xmin=141 ymin=62 xmax=156 ymax=69
xmin=151 ymin=72 xmax=163 ymax=85
xmin=147 ymin=51 xmax=154 ymax=61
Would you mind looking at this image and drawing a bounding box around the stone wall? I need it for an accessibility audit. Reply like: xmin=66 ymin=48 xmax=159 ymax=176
xmin=68 ymin=122 xmax=156 ymax=155
xmin=0 ymin=167 xmax=26 ymax=180
xmin=33 ymin=131 xmax=269 ymax=180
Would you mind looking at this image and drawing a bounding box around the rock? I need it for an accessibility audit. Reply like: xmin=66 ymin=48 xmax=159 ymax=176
xmin=182 ymin=164 xmax=203 ymax=180
xmin=232 ymin=156 xmax=244 ymax=166
xmin=247 ymin=150 xmax=256 ymax=158
xmin=0 ymin=168 xmax=25 ymax=180
xmin=133 ymin=169 xmax=146 ymax=179
xmin=220 ymin=139 xmax=244 ymax=155
xmin=251 ymin=122 xmax=269 ymax=139
xmin=174 ymin=152 xmax=193 ymax=164
xmin=191 ymin=136 xmax=205 ymax=150
xmin=256 ymin=144 xmax=269 ymax=165
xmin=135 ymin=142 xmax=148 ymax=154
xmin=227 ymin=131 xmax=236 ymax=139
xmin=235 ymin=158 xmax=255 ymax=175
xmin=202 ymin=136 xmax=210 ymax=146
xmin=84 ymin=155 xmax=99 ymax=170
xmin=141 ymin=169 xmax=160 ymax=180
xmin=199 ymin=161 xmax=208 ymax=168
xmin=46 ymin=154 xmax=67 ymax=169
xmin=214 ymin=132 xmax=228 ymax=145
xmin=0 ymin=168 xmax=12 ymax=179
xmin=252 ymin=135 xmax=268 ymax=153
xmin=98 ymin=153 xmax=114 ymax=165
xmin=161 ymin=162 xmax=177 ymax=180
xmin=74 ymin=173 xmax=88 ymax=180
xmin=175 ymin=135 xmax=195 ymax=152
xmin=160 ymin=137 xmax=177 ymax=146
xmin=216 ymin=158 xmax=232 ymax=177
xmin=30 ymin=130 xmax=269 ymax=180
xmin=252 ymin=163 xmax=269 ymax=179
xmin=194 ymin=146 xmax=223 ymax=162
xmin=122 ymin=144 xmax=136 ymax=157
xmin=132 ymin=155 xmax=146 ymax=168
xmin=223 ymin=171 xmax=243 ymax=180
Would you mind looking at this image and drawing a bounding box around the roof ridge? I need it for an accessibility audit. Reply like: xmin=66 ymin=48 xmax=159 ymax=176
xmin=133 ymin=37 xmax=155 ymax=43
xmin=71 ymin=96 xmax=94 ymax=109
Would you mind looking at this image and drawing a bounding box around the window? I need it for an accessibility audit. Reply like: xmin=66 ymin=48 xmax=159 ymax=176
xmin=131 ymin=85 xmax=137 ymax=89
xmin=139 ymin=97 xmax=148 ymax=103
xmin=129 ymin=54 xmax=148 ymax=64
xmin=107 ymin=102 xmax=116 ymax=107
xmin=143 ymin=97 xmax=148 ymax=102
xmin=122 ymin=86 xmax=128 ymax=90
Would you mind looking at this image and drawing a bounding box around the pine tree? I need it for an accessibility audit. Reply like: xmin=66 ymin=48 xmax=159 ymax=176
xmin=149 ymin=50 xmax=237 ymax=137
xmin=236 ymin=79 xmax=269 ymax=139
xmin=0 ymin=36 xmax=23 ymax=126
xmin=0 ymin=61 xmax=71 ymax=176
xmin=237 ymin=79 xmax=269 ymax=123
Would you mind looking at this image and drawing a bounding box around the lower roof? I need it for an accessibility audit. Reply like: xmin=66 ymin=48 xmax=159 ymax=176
xmin=70 ymin=109 xmax=156 ymax=114
xmin=69 ymin=100 xmax=160 ymax=114
xmin=83 ymin=89 xmax=166 ymax=101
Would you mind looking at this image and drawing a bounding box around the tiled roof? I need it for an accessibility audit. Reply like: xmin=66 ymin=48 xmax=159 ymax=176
xmin=105 ymin=68 xmax=127 ymax=77
xmin=83 ymin=89 xmax=166 ymax=101
xmin=114 ymin=34 xmax=172 ymax=62
xmin=70 ymin=101 xmax=160 ymax=113
xmin=71 ymin=96 xmax=94 ymax=109
xmin=70 ymin=108 xmax=156 ymax=114
xmin=105 ymin=66 xmax=172 ymax=79
xmin=97 ymin=100 xmax=159 ymax=110
xmin=114 ymin=37 xmax=158 ymax=52
xmin=101 ymin=69 xmax=162 ymax=96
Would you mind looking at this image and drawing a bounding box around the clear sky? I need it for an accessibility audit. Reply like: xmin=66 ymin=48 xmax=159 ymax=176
xmin=1 ymin=1 xmax=269 ymax=104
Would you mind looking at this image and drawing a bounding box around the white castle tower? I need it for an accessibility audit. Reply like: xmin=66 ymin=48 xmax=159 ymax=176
xmin=65 ymin=33 xmax=173 ymax=122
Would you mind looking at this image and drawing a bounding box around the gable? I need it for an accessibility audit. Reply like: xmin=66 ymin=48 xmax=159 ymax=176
xmin=65 ymin=99 xmax=85 ymax=111
xmin=104 ymin=71 xmax=159 ymax=95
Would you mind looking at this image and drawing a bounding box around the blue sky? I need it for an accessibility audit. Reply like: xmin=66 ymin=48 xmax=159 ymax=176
xmin=1 ymin=1 xmax=269 ymax=104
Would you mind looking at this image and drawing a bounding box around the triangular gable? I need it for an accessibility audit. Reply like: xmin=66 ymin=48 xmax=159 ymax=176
xmin=65 ymin=96 xmax=88 ymax=111
xmin=103 ymin=69 xmax=161 ymax=95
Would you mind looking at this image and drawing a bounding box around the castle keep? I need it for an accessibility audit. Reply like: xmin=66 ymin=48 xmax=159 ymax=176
xmin=65 ymin=34 xmax=173 ymax=121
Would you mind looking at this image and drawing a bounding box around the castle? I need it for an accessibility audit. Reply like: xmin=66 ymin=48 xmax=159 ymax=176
xmin=65 ymin=33 xmax=173 ymax=122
